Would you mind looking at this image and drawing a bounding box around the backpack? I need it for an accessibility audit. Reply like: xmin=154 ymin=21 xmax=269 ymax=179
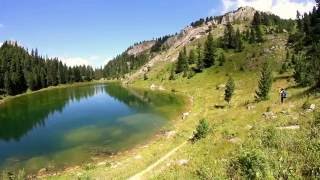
xmin=283 ymin=91 xmax=287 ymax=98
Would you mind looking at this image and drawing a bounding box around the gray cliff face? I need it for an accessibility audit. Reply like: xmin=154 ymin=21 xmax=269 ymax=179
xmin=220 ymin=6 xmax=257 ymax=25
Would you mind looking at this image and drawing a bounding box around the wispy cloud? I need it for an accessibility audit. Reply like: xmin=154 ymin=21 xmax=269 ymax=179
xmin=59 ymin=56 xmax=91 ymax=67
xmin=221 ymin=0 xmax=315 ymax=19
xmin=59 ymin=55 xmax=110 ymax=68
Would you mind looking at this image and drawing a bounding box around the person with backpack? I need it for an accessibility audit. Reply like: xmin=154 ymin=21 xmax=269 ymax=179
xmin=280 ymin=88 xmax=287 ymax=103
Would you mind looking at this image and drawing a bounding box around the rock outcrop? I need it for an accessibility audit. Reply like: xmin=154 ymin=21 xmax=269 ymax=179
xmin=126 ymin=40 xmax=156 ymax=56
xmin=221 ymin=6 xmax=256 ymax=25
xmin=124 ymin=7 xmax=259 ymax=83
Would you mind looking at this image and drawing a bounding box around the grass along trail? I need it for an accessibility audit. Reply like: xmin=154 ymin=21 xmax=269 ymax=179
xmin=128 ymin=141 xmax=188 ymax=180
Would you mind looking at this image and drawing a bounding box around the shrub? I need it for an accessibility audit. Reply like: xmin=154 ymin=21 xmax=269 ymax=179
xmin=143 ymin=73 xmax=148 ymax=80
xmin=187 ymin=70 xmax=195 ymax=79
xmin=301 ymin=140 xmax=320 ymax=178
xmin=310 ymin=112 xmax=320 ymax=139
xmin=193 ymin=119 xmax=210 ymax=141
xmin=261 ymin=127 xmax=278 ymax=148
xmin=266 ymin=106 xmax=272 ymax=112
xmin=302 ymin=99 xmax=311 ymax=110
xmin=196 ymin=166 xmax=215 ymax=180
xmin=227 ymin=149 xmax=268 ymax=179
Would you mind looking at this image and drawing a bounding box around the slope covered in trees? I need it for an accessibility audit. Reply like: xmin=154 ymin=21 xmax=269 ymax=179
xmin=0 ymin=41 xmax=95 ymax=96
xmin=289 ymin=0 xmax=320 ymax=88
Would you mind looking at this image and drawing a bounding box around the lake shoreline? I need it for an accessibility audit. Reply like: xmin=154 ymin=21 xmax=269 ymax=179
xmin=33 ymin=83 xmax=192 ymax=179
xmin=0 ymin=80 xmax=115 ymax=106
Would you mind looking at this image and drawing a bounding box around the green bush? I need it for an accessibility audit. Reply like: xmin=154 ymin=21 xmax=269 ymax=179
xmin=261 ymin=127 xmax=278 ymax=148
xmin=302 ymin=99 xmax=311 ymax=110
xmin=193 ymin=119 xmax=210 ymax=141
xmin=227 ymin=149 xmax=268 ymax=179
xmin=301 ymin=139 xmax=320 ymax=178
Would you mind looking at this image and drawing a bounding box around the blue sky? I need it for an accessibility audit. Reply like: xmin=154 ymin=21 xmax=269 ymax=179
xmin=0 ymin=0 xmax=315 ymax=67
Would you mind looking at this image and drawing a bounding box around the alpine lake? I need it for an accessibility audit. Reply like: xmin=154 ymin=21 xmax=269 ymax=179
xmin=0 ymin=83 xmax=185 ymax=174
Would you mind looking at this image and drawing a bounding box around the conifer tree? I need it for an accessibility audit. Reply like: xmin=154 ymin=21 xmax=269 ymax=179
xmin=219 ymin=53 xmax=226 ymax=66
xmin=255 ymin=25 xmax=264 ymax=43
xmin=203 ymin=32 xmax=215 ymax=68
xmin=196 ymin=43 xmax=205 ymax=72
xmin=255 ymin=61 xmax=273 ymax=101
xmin=169 ymin=66 xmax=175 ymax=80
xmin=225 ymin=77 xmax=235 ymax=104
xmin=235 ymin=28 xmax=244 ymax=52
xmin=188 ymin=49 xmax=197 ymax=65
xmin=175 ymin=47 xmax=188 ymax=74
xmin=223 ymin=23 xmax=236 ymax=49
xmin=249 ymin=29 xmax=256 ymax=44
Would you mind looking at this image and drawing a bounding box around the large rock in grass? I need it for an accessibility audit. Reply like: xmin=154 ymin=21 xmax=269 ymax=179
xmin=263 ymin=111 xmax=277 ymax=120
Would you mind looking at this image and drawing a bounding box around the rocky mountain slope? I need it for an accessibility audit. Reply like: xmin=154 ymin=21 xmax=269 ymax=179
xmin=120 ymin=6 xmax=258 ymax=83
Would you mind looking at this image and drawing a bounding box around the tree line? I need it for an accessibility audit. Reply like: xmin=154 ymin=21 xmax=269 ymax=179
xmin=0 ymin=41 xmax=96 ymax=96
xmin=289 ymin=0 xmax=320 ymax=88
xmin=103 ymin=53 xmax=149 ymax=79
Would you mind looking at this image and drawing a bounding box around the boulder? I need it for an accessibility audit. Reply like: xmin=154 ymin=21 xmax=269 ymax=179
xmin=165 ymin=131 xmax=176 ymax=138
xmin=150 ymin=84 xmax=157 ymax=90
xmin=247 ymin=105 xmax=256 ymax=110
xmin=177 ymin=159 xmax=189 ymax=166
xmin=182 ymin=112 xmax=190 ymax=120
xmin=310 ymin=104 xmax=316 ymax=110
xmin=263 ymin=111 xmax=277 ymax=120
xmin=38 ymin=168 xmax=48 ymax=175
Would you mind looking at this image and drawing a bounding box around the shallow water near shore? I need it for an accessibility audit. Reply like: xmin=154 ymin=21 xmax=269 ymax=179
xmin=0 ymin=83 xmax=185 ymax=173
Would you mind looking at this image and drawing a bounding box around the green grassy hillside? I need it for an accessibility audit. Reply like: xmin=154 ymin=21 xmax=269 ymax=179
xmin=42 ymin=31 xmax=320 ymax=180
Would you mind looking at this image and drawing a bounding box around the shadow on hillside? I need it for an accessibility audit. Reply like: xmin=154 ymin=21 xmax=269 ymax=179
xmin=287 ymin=87 xmax=319 ymax=101
xmin=273 ymin=75 xmax=293 ymax=81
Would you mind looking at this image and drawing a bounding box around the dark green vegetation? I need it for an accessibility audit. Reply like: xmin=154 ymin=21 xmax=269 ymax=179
xmin=289 ymin=1 xmax=320 ymax=88
xmin=102 ymin=53 xmax=149 ymax=79
xmin=192 ymin=119 xmax=210 ymax=141
xmin=0 ymin=83 xmax=185 ymax=175
xmin=0 ymin=42 xmax=97 ymax=96
xmin=127 ymin=2 xmax=320 ymax=179
xmin=172 ymin=12 xmax=295 ymax=79
xmin=224 ymin=77 xmax=235 ymax=104
xmin=255 ymin=61 xmax=273 ymax=101
xmin=1 ymin=2 xmax=320 ymax=179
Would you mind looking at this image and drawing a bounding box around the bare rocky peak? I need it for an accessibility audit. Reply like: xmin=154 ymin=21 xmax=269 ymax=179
xmin=126 ymin=40 xmax=156 ymax=56
xmin=126 ymin=7 xmax=257 ymax=57
xmin=221 ymin=6 xmax=257 ymax=25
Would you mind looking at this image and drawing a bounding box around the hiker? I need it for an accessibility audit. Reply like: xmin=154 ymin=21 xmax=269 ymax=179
xmin=280 ymin=88 xmax=287 ymax=103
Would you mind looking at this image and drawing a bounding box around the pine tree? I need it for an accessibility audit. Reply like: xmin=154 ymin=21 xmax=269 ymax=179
xmin=169 ymin=66 xmax=175 ymax=80
xmin=255 ymin=61 xmax=273 ymax=101
xmin=175 ymin=47 xmax=188 ymax=74
xmin=255 ymin=25 xmax=264 ymax=43
xmin=4 ymin=71 xmax=12 ymax=95
xmin=203 ymin=32 xmax=215 ymax=68
xmin=188 ymin=49 xmax=197 ymax=65
xmin=224 ymin=77 xmax=235 ymax=104
xmin=252 ymin=12 xmax=262 ymax=26
xmin=219 ymin=53 xmax=226 ymax=66
xmin=235 ymin=28 xmax=244 ymax=52
xmin=249 ymin=29 xmax=256 ymax=44
xmin=196 ymin=43 xmax=205 ymax=72
xmin=223 ymin=23 xmax=236 ymax=49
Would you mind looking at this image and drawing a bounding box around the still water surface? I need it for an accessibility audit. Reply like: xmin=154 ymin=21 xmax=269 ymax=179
xmin=0 ymin=83 xmax=184 ymax=172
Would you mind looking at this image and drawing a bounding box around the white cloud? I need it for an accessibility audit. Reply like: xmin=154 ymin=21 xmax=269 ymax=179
xmin=59 ymin=56 xmax=91 ymax=67
xmin=221 ymin=0 xmax=316 ymax=19
xmin=59 ymin=55 xmax=111 ymax=68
